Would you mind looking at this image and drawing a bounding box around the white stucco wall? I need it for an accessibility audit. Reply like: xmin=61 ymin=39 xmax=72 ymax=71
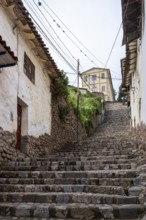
xmin=140 ymin=0 xmax=146 ymax=124
xmin=0 ymin=6 xmax=52 ymax=137
xmin=130 ymin=41 xmax=141 ymax=127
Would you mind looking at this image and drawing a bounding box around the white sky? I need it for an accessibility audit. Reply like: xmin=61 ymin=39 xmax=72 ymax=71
xmin=23 ymin=0 xmax=125 ymax=95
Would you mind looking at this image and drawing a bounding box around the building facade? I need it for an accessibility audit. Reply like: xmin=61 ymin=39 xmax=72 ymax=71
xmin=0 ymin=0 xmax=60 ymax=157
xmin=121 ymin=0 xmax=142 ymax=127
xmin=81 ymin=67 xmax=115 ymax=101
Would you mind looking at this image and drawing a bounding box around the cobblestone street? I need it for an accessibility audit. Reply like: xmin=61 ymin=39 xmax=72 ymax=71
xmin=0 ymin=102 xmax=145 ymax=219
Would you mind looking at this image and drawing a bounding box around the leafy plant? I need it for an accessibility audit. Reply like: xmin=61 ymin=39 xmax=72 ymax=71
xmin=53 ymin=73 xmax=102 ymax=130
xmin=59 ymin=106 xmax=69 ymax=121
xmin=53 ymin=70 xmax=69 ymax=99
xmin=67 ymin=87 xmax=102 ymax=129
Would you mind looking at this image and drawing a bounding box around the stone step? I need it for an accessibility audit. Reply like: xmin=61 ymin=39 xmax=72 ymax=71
xmin=18 ymin=155 xmax=136 ymax=162
xmin=0 ymin=203 xmax=144 ymax=218
xmin=0 ymin=177 xmax=135 ymax=187
xmin=0 ymin=184 xmax=126 ymax=195
xmin=0 ymin=163 xmax=133 ymax=171
xmin=46 ymin=151 xmax=135 ymax=157
xmin=0 ymin=218 xmax=141 ymax=220
xmin=0 ymin=192 xmax=139 ymax=204
xmin=56 ymin=149 xmax=137 ymax=155
xmin=32 ymin=155 xmax=135 ymax=162
xmin=6 ymin=158 xmax=136 ymax=167
xmin=49 ymin=148 xmax=135 ymax=153
xmin=0 ymin=170 xmax=137 ymax=179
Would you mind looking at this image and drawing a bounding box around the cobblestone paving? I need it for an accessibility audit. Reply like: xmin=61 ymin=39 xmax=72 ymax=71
xmin=0 ymin=102 xmax=145 ymax=219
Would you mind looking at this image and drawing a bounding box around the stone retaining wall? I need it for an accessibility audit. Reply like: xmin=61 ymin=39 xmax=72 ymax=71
xmin=0 ymin=96 xmax=103 ymax=160
xmin=0 ymin=127 xmax=24 ymax=161
xmin=130 ymin=124 xmax=146 ymax=166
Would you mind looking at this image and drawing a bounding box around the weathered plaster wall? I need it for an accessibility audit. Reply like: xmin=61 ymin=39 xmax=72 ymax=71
xmin=27 ymin=95 xmax=104 ymax=157
xmin=130 ymin=41 xmax=141 ymax=127
xmin=140 ymin=2 xmax=146 ymax=125
xmin=0 ymin=5 xmax=51 ymax=137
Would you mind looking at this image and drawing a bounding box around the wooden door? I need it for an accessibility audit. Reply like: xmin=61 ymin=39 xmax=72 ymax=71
xmin=16 ymin=104 xmax=22 ymax=150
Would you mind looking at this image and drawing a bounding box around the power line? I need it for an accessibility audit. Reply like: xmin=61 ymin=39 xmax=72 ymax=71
xmin=105 ymin=23 xmax=122 ymax=67
xmin=35 ymin=0 xmax=121 ymax=77
xmin=24 ymin=0 xmax=76 ymax=70
xmin=79 ymin=74 xmax=91 ymax=91
xmin=32 ymin=0 xmax=77 ymax=63
xmin=105 ymin=0 xmax=130 ymax=67
xmin=41 ymin=0 xmax=105 ymax=66
xmin=65 ymin=72 xmax=122 ymax=81
xmin=23 ymin=0 xmax=77 ymax=72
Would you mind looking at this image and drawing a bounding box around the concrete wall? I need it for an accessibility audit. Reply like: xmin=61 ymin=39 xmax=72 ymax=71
xmin=0 ymin=5 xmax=51 ymax=137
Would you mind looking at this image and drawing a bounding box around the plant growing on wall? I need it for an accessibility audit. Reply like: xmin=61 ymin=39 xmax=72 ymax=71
xmin=53 ymin=73 xmax=102 ymax=129
xmin=67 ymin=87 xmax=102 ymax=129
xmin=53 ymin=70 xmax=69 ymax=99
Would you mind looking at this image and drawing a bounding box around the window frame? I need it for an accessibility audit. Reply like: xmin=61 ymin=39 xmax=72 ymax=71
xmin=84 ymin=75 xmax=88 ymax=82
xmin=101 ymin=85 xmax=105 ymax=93
xmin=24 ymin=52 xmax=35 ymax=84
xmin=101 ymin=73 xmax=105 ymax=79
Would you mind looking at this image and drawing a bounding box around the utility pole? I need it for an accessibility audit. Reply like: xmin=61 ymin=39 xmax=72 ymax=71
xmin=77 ymin=59 xmax=80 ymax=144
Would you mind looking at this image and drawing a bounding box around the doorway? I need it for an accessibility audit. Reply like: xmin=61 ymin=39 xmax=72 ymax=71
xmin=16 ymin=104 xmax=22 ymax=150
xmin=16 ymin=98 xmax=28 ymax=152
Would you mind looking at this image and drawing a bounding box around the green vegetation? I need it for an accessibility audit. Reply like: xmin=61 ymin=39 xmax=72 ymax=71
xmin=54 ymin=71 xmax=102 ymax=129
xmin=53 ymin=70 xmax=69 ymax=99
xmin=67 ymin=87 xmax=102 ymax=129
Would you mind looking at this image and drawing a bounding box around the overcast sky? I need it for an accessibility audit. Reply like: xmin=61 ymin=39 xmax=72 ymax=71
xmin=23 ymin=0 xmax=125 ymax=95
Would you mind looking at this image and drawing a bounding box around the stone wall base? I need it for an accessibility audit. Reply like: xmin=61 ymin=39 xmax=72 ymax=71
xmin=129 ymin=123 xmax=146 ymax=166
xmin=0 ymin=96 xmax=104 ymax=160
xmin=0 ymin=127 xmax=24 ymax=161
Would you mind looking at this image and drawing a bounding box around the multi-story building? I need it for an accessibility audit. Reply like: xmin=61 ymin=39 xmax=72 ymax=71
xmin=0 ymin=0 xmax=60 ymax=155
xmin=121 ymin=0 xmax=142 ymax=127
xmin=81 ymin=67 xmax=115 ymax=101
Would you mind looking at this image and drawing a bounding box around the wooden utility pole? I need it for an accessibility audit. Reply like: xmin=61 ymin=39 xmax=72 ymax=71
xmin=77 ymin=59 xmax=80 ymax=143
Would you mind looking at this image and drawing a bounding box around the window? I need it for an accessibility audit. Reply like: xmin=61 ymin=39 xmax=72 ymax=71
xmin=84 ymin=76 xmax=88 ymax=82
xmin=24 ymin=52 xmax=35 ymax=84
xmin=101 ymin=73 xmax=105 ymax=79
xmin=92 ymin=75 xmax=96 ymax=81
xmin=92 ymin=85 xmax=96 ymax=92
xmin=101 ymin=85 xmax=105 ymax=93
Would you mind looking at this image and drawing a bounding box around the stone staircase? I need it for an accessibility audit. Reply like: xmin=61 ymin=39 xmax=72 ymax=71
xmin=0 ymin=102 xmax=145 ymax=219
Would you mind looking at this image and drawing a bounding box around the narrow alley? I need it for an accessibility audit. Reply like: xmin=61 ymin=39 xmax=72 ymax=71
xmin=0 ymin=102 xmax=145 ymax=219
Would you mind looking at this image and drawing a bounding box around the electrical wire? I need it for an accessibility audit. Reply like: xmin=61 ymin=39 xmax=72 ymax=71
xmin=24 ymin=0 xmax=125 ymax=89
xmin=32 ymin=0 xmax=77 ymax=63
xmin=64 ymin=72 xmax=122 ymax=81
xmin=41 ymin=0 xmax=105 ymax=66
xmin=35 ymin=0 xmax=122 ymax=77
xmin=24 ymin=0 xmax=76 ymax=70
xmin=23 ymin=0 xmax=77 ymax=72
xmin=105 ymin=23 xmax=122 ymax=67
xmin=105 ymin=0 xmax=130 ymax=67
